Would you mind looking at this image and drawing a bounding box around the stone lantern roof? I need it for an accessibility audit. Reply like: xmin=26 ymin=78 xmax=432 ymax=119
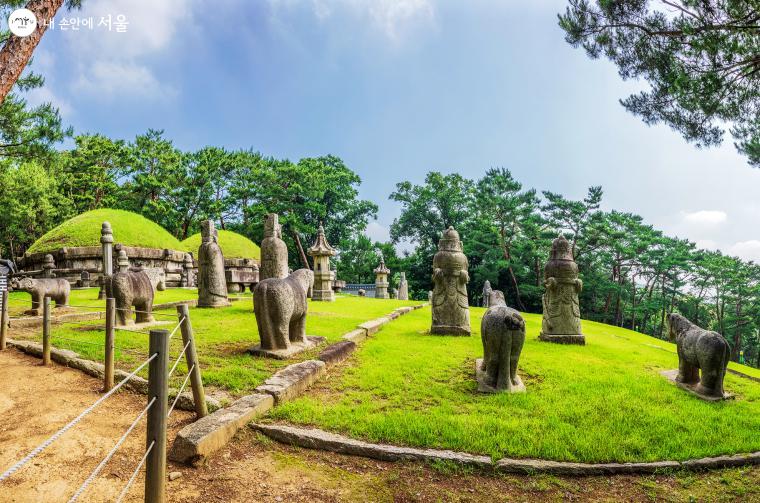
xmin=308 ymin=224 xmax=336 ymax=257
xmin=373 ymin=255 xmax=390 ymax=275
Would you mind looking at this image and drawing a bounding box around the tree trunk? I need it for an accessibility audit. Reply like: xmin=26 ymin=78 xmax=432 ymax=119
xmin=506 ymin=265 xmax=525 ymax=311
xmin=0 ymin=0 xmax=63 ymax=103
xmin=292 ymin=230 xmax=310 ymax=270
xmin=732 ymin=302 xmax=742 ymax=361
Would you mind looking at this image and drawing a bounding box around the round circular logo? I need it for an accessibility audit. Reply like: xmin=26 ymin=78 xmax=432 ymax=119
xmin=8 ymin=8 xmax=37 ymax=37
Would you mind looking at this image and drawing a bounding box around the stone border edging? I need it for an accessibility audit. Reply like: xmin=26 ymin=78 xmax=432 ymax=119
xmin=252 ymin=423 xmax=760 ymax=476
xmin=728 ymin=368 xmax=760 ymax=383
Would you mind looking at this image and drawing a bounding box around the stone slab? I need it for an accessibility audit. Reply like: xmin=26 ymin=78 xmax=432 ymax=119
xmin=255 ymin=360 xmax=326 ymax=404
xmin=342 ymin=328 xmax=367 ymax=344
xmin=247 ymin=336 xmax=326 ymax=360
xmin=318 ymin=341 xmax=356 ymax=367
xmin=660 ymin=370 xmax=734 ymax=402
xmin=169 ymin=393 xmax=274 ymax=465
xmin=475 ymin=358 xmax=525 ymax=394
xmin=252 ymin=423 xmax=492 ymax=468
xmin=495 ymin=458 xmax=680 ymax=476
xmin=357 ymin=317 xmax=390 ymax=336
xmin=395 ymin=307 xmax=413 ymax=314
xmin=538 ymin=333 xmax=585 ymax=345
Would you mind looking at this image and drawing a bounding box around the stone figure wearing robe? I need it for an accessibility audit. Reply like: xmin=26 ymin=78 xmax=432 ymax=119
xmin=197 ymin=220 xmax=229 ymax=307
xmin=539 ymin=235 xmax=584 ymax=344
xmin=430 ymin=227 xmax=470 ymax=336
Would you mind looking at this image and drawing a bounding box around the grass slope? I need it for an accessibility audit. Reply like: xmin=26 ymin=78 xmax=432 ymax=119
xmin=181 ymin=230 xmax=261 ymax=260
xmin=268 ymin=306 xmax=760 ymax=463
xmin=27 ymin=209 xmax=184 ymax=254
xmin=9 ymin=292 xmax=421 ymax=394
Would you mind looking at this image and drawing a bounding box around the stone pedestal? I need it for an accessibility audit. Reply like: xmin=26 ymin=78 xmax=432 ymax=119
xmin=475 ymin=359 xmax=525 ymax=394
xmin=248 ymin=335 xmax=326 ymax=360
xmin=660 ymin=370 xmax=734 ymax=402
xmin=539 ymin=236 xmax=584 ymax=345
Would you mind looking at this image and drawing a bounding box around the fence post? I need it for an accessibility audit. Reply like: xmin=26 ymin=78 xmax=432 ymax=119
xmin=145 ymin=329 xmax=168 ymax=503
xmin=176 ymin=304 xmax=207 ymax=418
xmin=42 ymin=297 xmax=51 ymax=365
xmin=0 ymin=290 xmax=8 ymax=350
xmin=104 ymin=298 xmax=116 ymax=391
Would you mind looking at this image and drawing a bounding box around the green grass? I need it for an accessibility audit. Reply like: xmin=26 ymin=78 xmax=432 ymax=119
xmin=26 ymin=209 xmax=184 ymax=254
xmin=268 ymin=306 xmax=760 ymax=464
xmin=9 ymin=291 xmax=421 ymax=394
xmin=181 ymin=229 xmax=261 ymax=260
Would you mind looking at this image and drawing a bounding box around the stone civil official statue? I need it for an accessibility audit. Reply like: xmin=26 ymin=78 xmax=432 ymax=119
xmin=430 ymin=226 xmax=471 ymax=336
xmin=539 ymin=235 xmax=584 ymax=344
xmin=197 ymin=220 xmax=229 ymax=308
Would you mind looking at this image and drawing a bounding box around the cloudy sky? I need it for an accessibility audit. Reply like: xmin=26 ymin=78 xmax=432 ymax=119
xmin=15 ymin=0 xmax=760 ymax=261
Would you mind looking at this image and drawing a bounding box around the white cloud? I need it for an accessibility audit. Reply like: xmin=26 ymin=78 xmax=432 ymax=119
xmin=24 ymin=85 xmax=74 ymax=116
xmin=726 ymin=240 xmax=760 ymax=263
xmin=681 ymin=210 xmax=727 ymax=226
xmin=73 ymin=61 xmax=176 ymax=100
xmin=366 ymin=0 xmax=434 ymax=42
xmin=365 ymin=221 xmax=390 ymax=242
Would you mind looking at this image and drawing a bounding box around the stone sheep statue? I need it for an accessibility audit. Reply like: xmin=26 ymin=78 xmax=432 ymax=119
xmin=10 ymin=277 xmax=70 ymax=316
xmin=105 ymin=270 xmax=155 ymax=326
xmin=253 ymin=269 xmax=313 ymax=353
xmin=477 ymin=290 xmax=526 ymax=393
xmin=667 ymin=313 xmax=730 ymax=399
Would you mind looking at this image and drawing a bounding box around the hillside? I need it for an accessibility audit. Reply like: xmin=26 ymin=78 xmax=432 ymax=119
xmin=181 ymin=229 xmax=261 ymax=260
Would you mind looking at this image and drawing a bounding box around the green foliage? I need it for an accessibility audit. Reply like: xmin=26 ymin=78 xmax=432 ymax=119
xmin=181 ymin=229 xmax=261 ymax=260
xmin=26 ymin=208 xmax=184 ymax=254
xmin=270 ymin=306 xmax=760 ymax=463
xmin=559 ymin=0 xmax=760 ymax=166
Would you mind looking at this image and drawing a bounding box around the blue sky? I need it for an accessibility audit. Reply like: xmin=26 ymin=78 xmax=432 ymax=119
xmin=17 ymin=0 xmax=760 ymax=260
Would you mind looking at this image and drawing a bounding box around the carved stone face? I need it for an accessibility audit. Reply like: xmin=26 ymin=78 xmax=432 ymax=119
xmin=12 ymin=277 xmax=34 ymax=290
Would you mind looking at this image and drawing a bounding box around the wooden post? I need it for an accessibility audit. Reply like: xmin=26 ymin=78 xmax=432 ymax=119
xmin=0 ymin=290 xmax=8 ymax=350
xmin=104 ymin=298 xmax=115 ymax=391
xmin=42 ymin=297 xmax=51 ymax=365
xmin=176 ymin=304 xmax=208 ymax=418
xmin=145 ymin=329 xmax=168 ymax=503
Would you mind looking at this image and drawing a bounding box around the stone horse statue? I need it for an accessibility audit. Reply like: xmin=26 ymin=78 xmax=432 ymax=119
xmin=667 ymin=313 xmax=730 ymax=399
xmin=478 ymin=290 xmax=526 ymax=393
xmin=10 ymin=276 xmax=70 ymax=315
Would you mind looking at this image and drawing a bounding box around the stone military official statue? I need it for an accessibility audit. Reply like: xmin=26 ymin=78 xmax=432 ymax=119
xmin=430 ymin=226 xmax=470 ymax=336
xmin=539 ymin=235 xmax=584 ymax=345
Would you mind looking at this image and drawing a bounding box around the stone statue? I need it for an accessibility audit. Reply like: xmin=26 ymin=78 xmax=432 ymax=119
xmin=79 ymin=271 xmax=91 ymax=288
xmin=260 ymin=213 xmax=289 ymax=281
xmin=10 ymin=277 xmax=70 ymax=315
xmin=250 ymin=269 xmax=315 ymax=358
xmin=666 ymin=313 xmax=731 ymax=400
xmin=397 ymin=272 xmax=409 ymax=301
xmin=430 ymin=227 xmax=470 ymax=336
xmin=428 ymin=290 xmax=433 ymax=302
xmin=374 ymin=256 xmax=390 ymax=299
xmin=197 ymin=220 xmax=229 ymax=308
xmin=182 ymin=253 xmax=195 ymax=287
xmin=482 ymin=280 xmax=493 ymax=308
xmin=477 ymin=290 xmax=526 ymax=393
xmin=539 ymin=235 xmax=584 ymax=345
xmin=106 ymin=267 xmax=155 ymax=326
xmin=307 ymin=223 xmax=336 ymax=301
xmin=42 ymin=254 xmax=56 ymax=278
xmin=357 ymin=289 xmax=366 ymax=297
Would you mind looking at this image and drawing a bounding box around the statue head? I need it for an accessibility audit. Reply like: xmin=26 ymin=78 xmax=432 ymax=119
xmin=438 ymin=226 xmax=463 ymax=252
xmin=666 ymin=312 xmax=690 ymax=341
xmin=10 ymin=276 xmax=34 ymax=291
xmin=550 ymin=235 xmax=573 ymax=261
xmin=201 ymin=220 xmax=216 ymax=243
xmin=290 ymin=268 xmax=314 ymax=292
xmin=488 ymin=289 xmax=506 ymax=307
xmin=264 ymin=213 xmax=279 ymax=238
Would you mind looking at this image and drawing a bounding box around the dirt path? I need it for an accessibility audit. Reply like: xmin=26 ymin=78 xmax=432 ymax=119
xmin=2 ymin=348 xmax=758 ymax=502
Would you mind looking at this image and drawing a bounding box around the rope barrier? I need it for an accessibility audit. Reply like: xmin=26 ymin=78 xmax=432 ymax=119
xmin=0 ymin=353 xmax=157 ymax=483
xmin=168 ymin=364 xmax=195 ymax=418
xmin=168 ymin=317 xmax=185 ymax=340
xmin=168 ymin=339 xmax=192 ymax=379
xmin=67 ymin=397 xmax=156 ymax=503
xmin=115 ymin=441 xmax=154 ymax=503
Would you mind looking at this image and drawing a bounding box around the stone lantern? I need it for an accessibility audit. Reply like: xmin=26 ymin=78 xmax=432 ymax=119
xmin=374 ymin=255 xmax=390 ymax=299
xmin=307 ymin=223 xmax=336 ymax=302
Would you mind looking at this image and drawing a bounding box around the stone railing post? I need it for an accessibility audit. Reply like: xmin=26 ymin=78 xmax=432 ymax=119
xmin=98 ymin=221 xmax=113 ymax=300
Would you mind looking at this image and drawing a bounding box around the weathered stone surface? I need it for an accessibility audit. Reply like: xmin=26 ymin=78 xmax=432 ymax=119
xmin=248 ymin=335 xmax=325 ymax=360
xmin=358 ymin=317 xmax=390 ymax=336
xmin=252 ymin=269 xmax=314 ymax=358
xmin=253 ymin=424 xmax=492 ymax=468
xmin=308 ymin=224 xmax=336 ymax=302
xmin=255 ymin=360 xmax=326 ymax=404
xmin=168 ymin=471 xmax=183 ymax=481
xmin=430 ymin=227 xmax=470 ymax=336
xmin=666 ymin=313 xmax=731 ymax=400
xmin=539 ymin=235 xmax=584 ymax=345
xmin=357 ymin=289 xmax=366 ymax=297
xmin=342 ymin=328 xmax=367 ymax=344
xmin=495 ymin=458 xmax=680 ymax=476
xmin=388 ymin=311 xmax=400 ymax=320
xmin=373 ymin=256 xmax=391 ymax=299
xmin=197 ymin=220 xmax=229 ymax=308
xmin=260 ymin=213 xmax=289 ymax=281
xmin=482 ymin=280 xmax=493 ymax=308
xmin=660 ymin=370 xmax=734 ymax=402
xmin=173 ymin=391 xmax=223 ymax=413
xmin=397 ymin=272 xmax=409 ymax=301
xmin=680 ymin=452 xmax=760 ymax=470
xmin=105 ymin=254 xmax=155 ymax=326
xmin=318 ymin=340 xmax=356 ymax=366
xmin=478 ymin=290 xmax=526 ymax=393
xmin=395 ymin=306 xmax=413 ymax=315
xmin=169 ymin=393 xmax=274 ymax=465
xmin=142 ymin=267 xmax=167 ymax=291
xmin=10 ymin=276 xmax=70 ymax=315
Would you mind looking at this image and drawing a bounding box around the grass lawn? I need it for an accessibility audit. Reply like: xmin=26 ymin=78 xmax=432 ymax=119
xmin=7 ymin=289 xmax=422 ymax=395
xmin=268 ymin=305 xmax=760 ymax=464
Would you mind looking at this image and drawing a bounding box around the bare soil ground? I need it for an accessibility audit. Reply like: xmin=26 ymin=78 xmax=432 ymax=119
xmin=1 ymin=348 xmax=758 ymax=503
